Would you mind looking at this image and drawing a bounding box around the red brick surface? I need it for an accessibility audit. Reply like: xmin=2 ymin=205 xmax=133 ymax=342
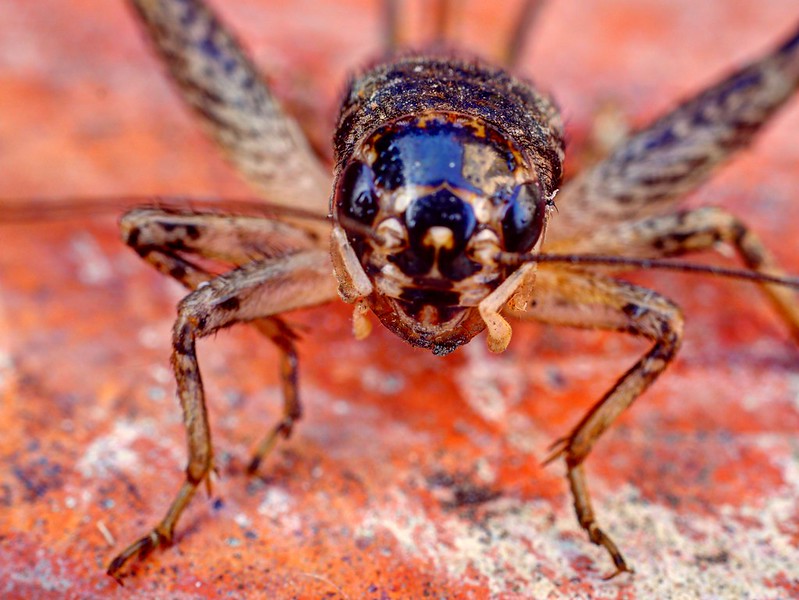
xmin=1 ymin=1 xmax=798 ymax=598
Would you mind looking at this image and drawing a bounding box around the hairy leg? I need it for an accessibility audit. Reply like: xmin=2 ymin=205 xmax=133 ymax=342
xmin=107 ymin=249 xmax=338 ymax=579
xmin=548 ymin=206 xmax=799 ymax=341
xmin=120 ymin=208 xmax=322 ymax=273
xmin=121 ymin=208 xmax=324 ymax=470
xmin=550 ymin=23 xmax=799 ymax=241
xmin=128 ymin=0 xmax=330 ymax=220
xmin=510 ymin=269 xmax=684 ymax=576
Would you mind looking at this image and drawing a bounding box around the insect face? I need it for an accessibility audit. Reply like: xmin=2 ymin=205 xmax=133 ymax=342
xmin=333 ymin=110 xmax=548 ymax=354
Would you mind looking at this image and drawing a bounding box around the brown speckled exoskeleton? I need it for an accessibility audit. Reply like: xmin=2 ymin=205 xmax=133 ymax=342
xmin=104 ymin=0 xmax=799 ymax=580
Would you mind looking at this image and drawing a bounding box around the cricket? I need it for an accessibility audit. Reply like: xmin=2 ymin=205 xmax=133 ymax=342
xmin=2 ymin=0 xmax=798 ymax=590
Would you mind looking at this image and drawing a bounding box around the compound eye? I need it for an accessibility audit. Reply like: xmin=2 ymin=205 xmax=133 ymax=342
xmin=500 ymin=181 xmax=546 ymax=253
xmin=335 ymin=160 xmax=379 ymax=226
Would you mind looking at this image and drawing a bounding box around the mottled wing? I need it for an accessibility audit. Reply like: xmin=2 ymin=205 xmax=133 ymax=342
xmin=129 ymin=0 xmax=330 ymax=215
xmin=547 ymin=24 xmax=799 ymax=244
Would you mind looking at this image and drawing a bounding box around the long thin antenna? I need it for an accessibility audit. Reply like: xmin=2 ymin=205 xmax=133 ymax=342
xmin=497 ymin=251 xmax=799 ymax=289
xmin=0 ymin=196 xmax=333 ymax=224
xmin=335 ymin=214 xmax=387 ymax=244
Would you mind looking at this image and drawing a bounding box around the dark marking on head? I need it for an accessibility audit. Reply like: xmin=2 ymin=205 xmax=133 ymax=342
xmin=391 ymin=189 xmax=480 ymax=280
xmin=395 ymin=288 xmax=466 ymax=328
xmin=399 ymin=287 xmax=461 ymax=307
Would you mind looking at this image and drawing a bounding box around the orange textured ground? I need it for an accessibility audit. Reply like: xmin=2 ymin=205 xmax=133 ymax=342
xmin=1 ymin=1 xmax=798 ymax=598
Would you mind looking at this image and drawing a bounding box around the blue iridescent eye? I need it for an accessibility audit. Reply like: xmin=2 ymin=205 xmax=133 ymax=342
xmin=336 ymin=160 xmax=379 ymax=225
xmin=501 ymin=182 xmax=546 ymax=253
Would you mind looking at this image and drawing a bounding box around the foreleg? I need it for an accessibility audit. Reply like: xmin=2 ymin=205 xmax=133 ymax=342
xmin=509 ymin=269 xmax=685 ymax=576
xmin=121 ymin=208 xmax=323 ymax=469
xmin=107 ymin=249 xmax=338 ymax=579
xmin=120 ymin=207 xmax=321 ymax=282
